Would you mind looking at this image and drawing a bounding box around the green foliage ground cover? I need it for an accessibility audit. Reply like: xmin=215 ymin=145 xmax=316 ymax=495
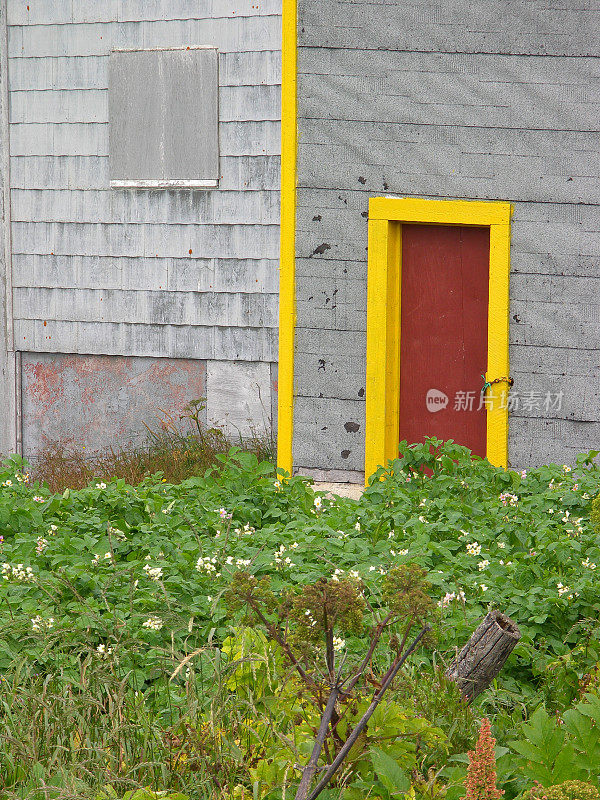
xmin=1 ymin=439 xmax=600 ymax=800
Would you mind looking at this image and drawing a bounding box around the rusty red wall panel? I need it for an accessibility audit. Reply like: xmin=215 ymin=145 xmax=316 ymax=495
xmin=21 ymin=352 xmax=206 ymax=456
xmin=399 ymin=224 xmax=489 ymax=458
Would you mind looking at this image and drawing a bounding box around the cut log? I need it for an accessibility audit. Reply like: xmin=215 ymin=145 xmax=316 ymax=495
xmin=445 ymin=610 xmax=521 ymax=702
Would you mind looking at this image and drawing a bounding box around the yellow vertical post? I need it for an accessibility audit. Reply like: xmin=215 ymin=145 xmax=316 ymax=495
xmin=365 ymin=216 xmax=401 ymax=483
xmin=277 ymin=0 xmax=297 ymax=476
xmin=486 ymin=220 xmax=512 ymax=467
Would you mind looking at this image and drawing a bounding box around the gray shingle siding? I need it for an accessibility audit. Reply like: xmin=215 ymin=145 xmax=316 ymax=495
xmin=0 ymin=1 xmax=281 ymax=456
xmin=294 ymin=0 xmax=600 ymax=476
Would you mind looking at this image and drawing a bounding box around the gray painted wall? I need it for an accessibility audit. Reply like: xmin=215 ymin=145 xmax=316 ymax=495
xmin=3 ymin=0 xmax=281 ymax=457
xmin=0 ymin=0 xmax=16 ymax=458
xmin=294 ymin=0 xmax=600 ymax=478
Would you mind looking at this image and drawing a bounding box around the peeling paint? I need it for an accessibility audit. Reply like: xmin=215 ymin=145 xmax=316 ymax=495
xmin=21 ymin=353 xmax=207 ymax=455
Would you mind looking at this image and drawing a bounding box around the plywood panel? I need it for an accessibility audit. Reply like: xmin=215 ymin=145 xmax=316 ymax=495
xmin=206 ymin=360 xmax=272 ymax=437
xmin=109 ymin=48 xmax=219 ymax=182
xmin=21 ymin=351 xmax=207 ymax=455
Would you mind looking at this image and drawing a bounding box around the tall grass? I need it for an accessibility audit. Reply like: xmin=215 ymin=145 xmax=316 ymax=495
xmin=28 ymin=401 xmax=275 ymax=492
xmin=0 ymin=647 xmax=256 ymax=800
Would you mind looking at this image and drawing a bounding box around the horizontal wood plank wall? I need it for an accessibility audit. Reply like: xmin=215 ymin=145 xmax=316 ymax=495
xmin=294 ymin=0 xmax=600 ymax=476
xmin=7 ymin=1 xmax=281 ymax=364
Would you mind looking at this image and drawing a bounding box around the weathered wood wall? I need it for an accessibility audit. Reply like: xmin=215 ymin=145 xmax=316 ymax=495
xmin=2 ymin=0 xmax=281 ymax=456
xmin=294 ymin=0 xmax=600 ymax=479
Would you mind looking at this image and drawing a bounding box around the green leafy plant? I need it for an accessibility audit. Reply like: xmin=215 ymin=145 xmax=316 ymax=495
xmin=527 ymin=781 xmax=600 ymax=800
xmin=1 ymin=440 xmax=600 ymax=798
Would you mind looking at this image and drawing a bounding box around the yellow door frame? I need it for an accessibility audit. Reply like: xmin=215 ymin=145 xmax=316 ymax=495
xmin=364 ymin=196 xmax=513 ymax=482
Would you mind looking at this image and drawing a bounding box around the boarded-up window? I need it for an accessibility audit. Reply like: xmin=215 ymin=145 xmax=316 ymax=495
xmin=109 ymin=47 xmax=219 ymax=189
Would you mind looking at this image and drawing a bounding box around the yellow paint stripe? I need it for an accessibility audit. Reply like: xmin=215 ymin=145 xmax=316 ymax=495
xmin=486 ymin=219 xmax=512 ymax=467
xmin=277 ymin=0 xmax=297 ymax=476
xmin=365 ymin=213 xmax=402 ymax=484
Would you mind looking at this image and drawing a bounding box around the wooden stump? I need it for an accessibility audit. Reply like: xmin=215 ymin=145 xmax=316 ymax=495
xmin=446 ymin=610 xmax=521 ymax=702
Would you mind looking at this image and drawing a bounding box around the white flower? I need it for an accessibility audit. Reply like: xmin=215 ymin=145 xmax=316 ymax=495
xmin=582 ymin=558 xmax=597 ymax=570
xmin=438 ymin=591 xmax=456 ymax=609
xmin=388 ymin=531 xmax=395 ymax=539
xmin=480 ymin=584 xmax=488 ymax=592
xmin=31 ymin=615 xmax=53 ymax=631
xmin=235 ymin=558 xmax=251 ymax=568
xmin=419 ymin=499 xmax=427 ymax=507
xmin=498 ymin=541 xmax=506 ymax=549
xmin=499 ymin=492 xmax=518 ymax=507
xmin=96 ymin=482 xmax=107 ymax=489
xmin=478 ymin=559 xmax=490 ymax=571
xmin=36 ymin=537 xmax=48 ymax=555
xmin=3 ymin=563 xmax=35 ymax=582
xmin=143 ymin=564 xmax=163 ymax=581
xmin=520 ymin=470 xmax=527 ymax=479
xmin=103 ymin=552 xmax=112 ymax=560
xmin=142 ymin=616 xmax=163 ymax=631
xmin=1 ymin=480 xmax=12 ymax=487
xmin=314 ymin=497 xmax=323 ymax=511
xmin=274 ymin=480 xmax=281 ymax=489
xmin=48 ymin=524 xmax=58 ymax=535
xmin=438 ymin=589 xmax=466 ymax=608
xmin=399 ymin=549 xmax=408 ymax=556
xmin=563 ymin=465 xmax=572 ymax=473
xmin=92 ymin=554 xmax=100 ymax=566
xmin=354 ymin=521 xmax=361 ymax=531
xmin=196 ymin=555 xmax=217 ymax=574
xmin=96 ymin=643 xmax=113 ymax=659
xmin=349 ymin=569 xmax=360 ymax=579
xmin=32 ymin=496 xmax=45 ymax=503
xmin=218 ymin=508 xmax=232 ymax=520
xmin=548 ymin=508 xmax=554 ymax=514
xmin=418 ymin=515 xmax=426 ymax=523
xmin=466 ymin=542 xmax=481 ymax=556
xmin=331 ymin=568 xmax=344 ymax=582
xmin=290 ymin=542 xmax=299 ymax=549
xmin=582 ymin=492 xmax=590 ymax=500
xmin=332 ymin=636 xmax=345 ymax=652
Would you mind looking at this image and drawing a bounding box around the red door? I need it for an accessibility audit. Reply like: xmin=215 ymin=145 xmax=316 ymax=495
xmin=398 ymin=224 xmax=490 ymax=457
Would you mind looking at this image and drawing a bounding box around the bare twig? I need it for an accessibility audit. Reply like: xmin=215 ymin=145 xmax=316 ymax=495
xmin=295 ymin=687 xmax=340 ymax=800
xmin=306 ymin=625 xmax=431 ymax=800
